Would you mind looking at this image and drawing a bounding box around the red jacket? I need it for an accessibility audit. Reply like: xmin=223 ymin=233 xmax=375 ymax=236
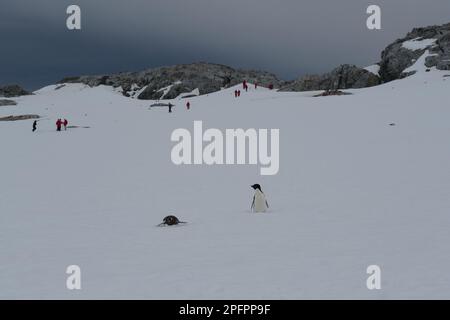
xmin=63 ymin=119 xmax=68 ymax=126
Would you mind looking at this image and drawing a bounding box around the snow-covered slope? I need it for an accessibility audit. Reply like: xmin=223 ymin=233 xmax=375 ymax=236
xmin=1 ymin=69 xmax=450 ymax=299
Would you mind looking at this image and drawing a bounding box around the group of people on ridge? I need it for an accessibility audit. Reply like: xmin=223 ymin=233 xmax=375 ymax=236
xmin=234 ymin=80 xmax=251 ymax=97
xmin=234 ymin=80 xmax=263 ymax=98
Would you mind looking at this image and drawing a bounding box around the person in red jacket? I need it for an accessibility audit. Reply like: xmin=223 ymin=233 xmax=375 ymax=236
xmin=243 ymin=80 xmax=247 ymax=90
xmin=56 ymin=119 xmax=62 ymax=131
xmin=255 ymin=83 xmax=258 ymax=89
xmin=63 ymin=119 xmax=68 ymax=130
xmin=186 ymin=101 xmax=190 ymax=110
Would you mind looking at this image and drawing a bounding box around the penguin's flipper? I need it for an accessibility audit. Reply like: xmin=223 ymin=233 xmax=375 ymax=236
xmin=251 ymin=196 xmax=255 ymax=211
xmin=266 ymin=200 xmax=269 ymax=208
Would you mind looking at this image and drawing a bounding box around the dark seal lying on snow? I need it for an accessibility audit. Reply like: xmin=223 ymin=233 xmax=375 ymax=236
xmin=157 ymin=215 xmax=187 ymax=227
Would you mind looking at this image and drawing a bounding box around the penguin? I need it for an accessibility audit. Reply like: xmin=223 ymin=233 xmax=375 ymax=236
xmin=251 ymin=184 xmax=269 ymax=213
xmin=157 ymin=215 xmax=187 ymax=227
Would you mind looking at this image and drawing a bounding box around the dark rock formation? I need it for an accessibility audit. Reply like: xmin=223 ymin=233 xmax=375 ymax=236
xmin=313 ymin=90 xmax=353 ymax=97
xmin=55 ymin=21 xmax=450 ymax=95
xmin=280 ymin=64 xmax=380 ymax=92
xmin=0 ymin=99 xmax=17 ymax=106
xmin=0 ymin=114 xmax=40 ymax=121
xmin=282 ymin=22 xmax=450 ymax=92
xmin=0 ymin=85 xmax=31 ymax=98
xmin=379 ymin=22 xmax=450 ymax=82
xmin=61 ymin=62 xmax=283 ymax=100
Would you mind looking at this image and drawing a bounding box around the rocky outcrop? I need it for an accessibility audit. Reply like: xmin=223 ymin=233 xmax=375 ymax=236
xmin=56 ymin=22 xmax=450 ymax=95
xmin=313 ymin=90 xmax=352 ymax=97
xmin=282 ymin=22 xmax=450 ymax=92
xmin=0 ymin=114 xmax=40 ymax=121
xmin=0 ymin=85 xmax=31 ymax=98
xmin=0 ymin=99 xmax=17 ymax=106
xmin=379 ymin=22 xmax=450 ymax=82
xmin=280 ymin=64 xmax=380 ymax=92
xmin=61 ymin=62 xmax=283 ymax=100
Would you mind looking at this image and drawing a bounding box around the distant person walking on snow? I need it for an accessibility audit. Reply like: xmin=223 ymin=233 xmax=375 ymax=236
xmin=242 ymin=80 xmax=249 ymax=92
xmin=186 ymin=101 xmax=190 ymax=110
xmin=56 ymin=119 xmax=62 ymax=131
xmin=168 ymin=103 xmax=174 ymax=113
xmin=63 ymin=119 xmax=68 ymax=130
xmin=32 ymin=120 xmax=37 ymax=132
xmin=255 ymin=83 xmax=258 ymax=89
xmin=238 ymin=90 xmax=241 ymax=97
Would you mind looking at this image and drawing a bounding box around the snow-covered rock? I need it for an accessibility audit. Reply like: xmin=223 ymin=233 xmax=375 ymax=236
xmin=379 ymin=22 xmax=450 ymax=81
xmin=364 ymin=64 xmax=381 ymax=77
xmin=0 ymin=84 xmax=31 ymax=98
xmin=402 ymin=37 xmax=437 ymax=51
xmin=280 ymin=64 xmax=380 ymax=92
xmin=60 ymin=62 xmax=283 ymax=100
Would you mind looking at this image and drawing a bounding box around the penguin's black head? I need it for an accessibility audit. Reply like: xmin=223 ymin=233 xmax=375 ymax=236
xmin=251 ymin=184 xmax=262 ymax=191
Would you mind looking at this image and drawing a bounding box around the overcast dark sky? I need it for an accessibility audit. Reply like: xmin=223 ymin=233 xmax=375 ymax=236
xmin=1 ymin=0 xmax=449 ymax=90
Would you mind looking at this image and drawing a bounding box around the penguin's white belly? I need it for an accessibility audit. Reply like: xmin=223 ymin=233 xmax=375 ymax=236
xmin=253 ymin=191 xmax=268 ymax=213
